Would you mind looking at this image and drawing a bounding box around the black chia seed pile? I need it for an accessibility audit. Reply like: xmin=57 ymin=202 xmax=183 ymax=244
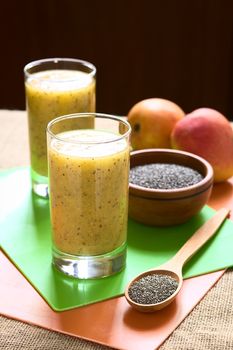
xmin=129 ymin=163 xmax=203 ymax=189
xmin=128 ymin=274 xmax=179 ymax=305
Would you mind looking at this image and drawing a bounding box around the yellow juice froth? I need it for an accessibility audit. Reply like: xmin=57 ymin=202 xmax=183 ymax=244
xmin=48 ymin=129 xmax=130 ymax=256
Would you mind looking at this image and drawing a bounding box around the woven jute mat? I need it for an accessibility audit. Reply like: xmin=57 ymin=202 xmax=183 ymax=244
xmin=1 ymin=269 xmax=233 ymax=350
xmin=161 ymin=269 xmax=233 ymax=350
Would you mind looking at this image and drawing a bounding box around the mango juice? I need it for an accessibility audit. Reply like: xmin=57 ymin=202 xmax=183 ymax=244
xmin=48 ymin=129 xmax=130 ymax=256
xmin=25 ymin=70 xmax=95 ymax=178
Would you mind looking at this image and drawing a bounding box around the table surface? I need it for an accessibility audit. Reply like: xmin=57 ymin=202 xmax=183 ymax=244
xmin=1 ymin=110 xmax=233 ymax=350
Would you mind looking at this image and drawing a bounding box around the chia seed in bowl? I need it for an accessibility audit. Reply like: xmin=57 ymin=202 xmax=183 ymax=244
xmin=128 ymin=149 xmax=214 ymax=226
xmin=129 ymin=163 xmax=204 ymax=190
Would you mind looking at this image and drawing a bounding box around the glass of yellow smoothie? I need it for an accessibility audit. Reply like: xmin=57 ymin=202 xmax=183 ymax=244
xmin=24 ymin=58 xmax=96 ymax=198
xmin=47 ymin=113 xmax=131 ymax=279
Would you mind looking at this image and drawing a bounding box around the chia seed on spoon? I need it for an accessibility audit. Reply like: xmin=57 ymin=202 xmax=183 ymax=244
xmin=129 ymin=163 xmax=203 ymax=189
xmin=128 ymin=274 xmax=179 ymax=305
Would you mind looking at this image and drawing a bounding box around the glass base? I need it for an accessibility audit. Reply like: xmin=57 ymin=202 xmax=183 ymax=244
xmin=31 ymin=169 xmax=49 ymax=198
xmin=52 ymin=243 xmax=127 ymax=279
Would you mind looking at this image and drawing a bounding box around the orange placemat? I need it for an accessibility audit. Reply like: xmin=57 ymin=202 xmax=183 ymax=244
xmin=1 ymin=178 xmax=233 ymax=349
xmin=0 ymin=250 xmax=225 ymax=350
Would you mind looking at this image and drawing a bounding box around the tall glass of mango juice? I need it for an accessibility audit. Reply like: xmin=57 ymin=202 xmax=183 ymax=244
xmin=47 ymin=113 xmax=131 ymax=279
xmin=24 ymin=58 xmax=96 ymax=198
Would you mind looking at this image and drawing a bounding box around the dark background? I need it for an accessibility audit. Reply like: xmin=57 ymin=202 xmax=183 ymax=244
xmin=1 ymin=0 xmax=233 ymax=119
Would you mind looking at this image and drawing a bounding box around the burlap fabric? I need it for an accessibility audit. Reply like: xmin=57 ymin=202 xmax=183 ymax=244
xmin=1 ymin=110 xmax=233 ymax=350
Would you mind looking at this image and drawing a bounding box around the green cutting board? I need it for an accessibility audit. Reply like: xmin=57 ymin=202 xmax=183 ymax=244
xmin=1 ymin=167 xmax=233 ymax=311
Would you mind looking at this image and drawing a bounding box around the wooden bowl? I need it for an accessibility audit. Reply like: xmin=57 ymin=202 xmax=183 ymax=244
xmin=129 ymin=149 xmax=214 ymax=226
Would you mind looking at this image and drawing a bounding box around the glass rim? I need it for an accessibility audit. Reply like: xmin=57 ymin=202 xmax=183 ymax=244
xmin=24 ymin=57 xmax=96 ymax=79
xmin=47 ymin=113 xmax=131 ymax=145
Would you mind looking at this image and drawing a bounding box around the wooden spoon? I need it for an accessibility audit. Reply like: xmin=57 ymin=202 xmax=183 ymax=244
xmin=125 ymin=208 xmax=230 ymax=312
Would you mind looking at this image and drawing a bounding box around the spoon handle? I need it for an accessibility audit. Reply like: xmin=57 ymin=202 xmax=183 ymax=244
xmin=167 ymin=208 xmax=230 ymax=271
